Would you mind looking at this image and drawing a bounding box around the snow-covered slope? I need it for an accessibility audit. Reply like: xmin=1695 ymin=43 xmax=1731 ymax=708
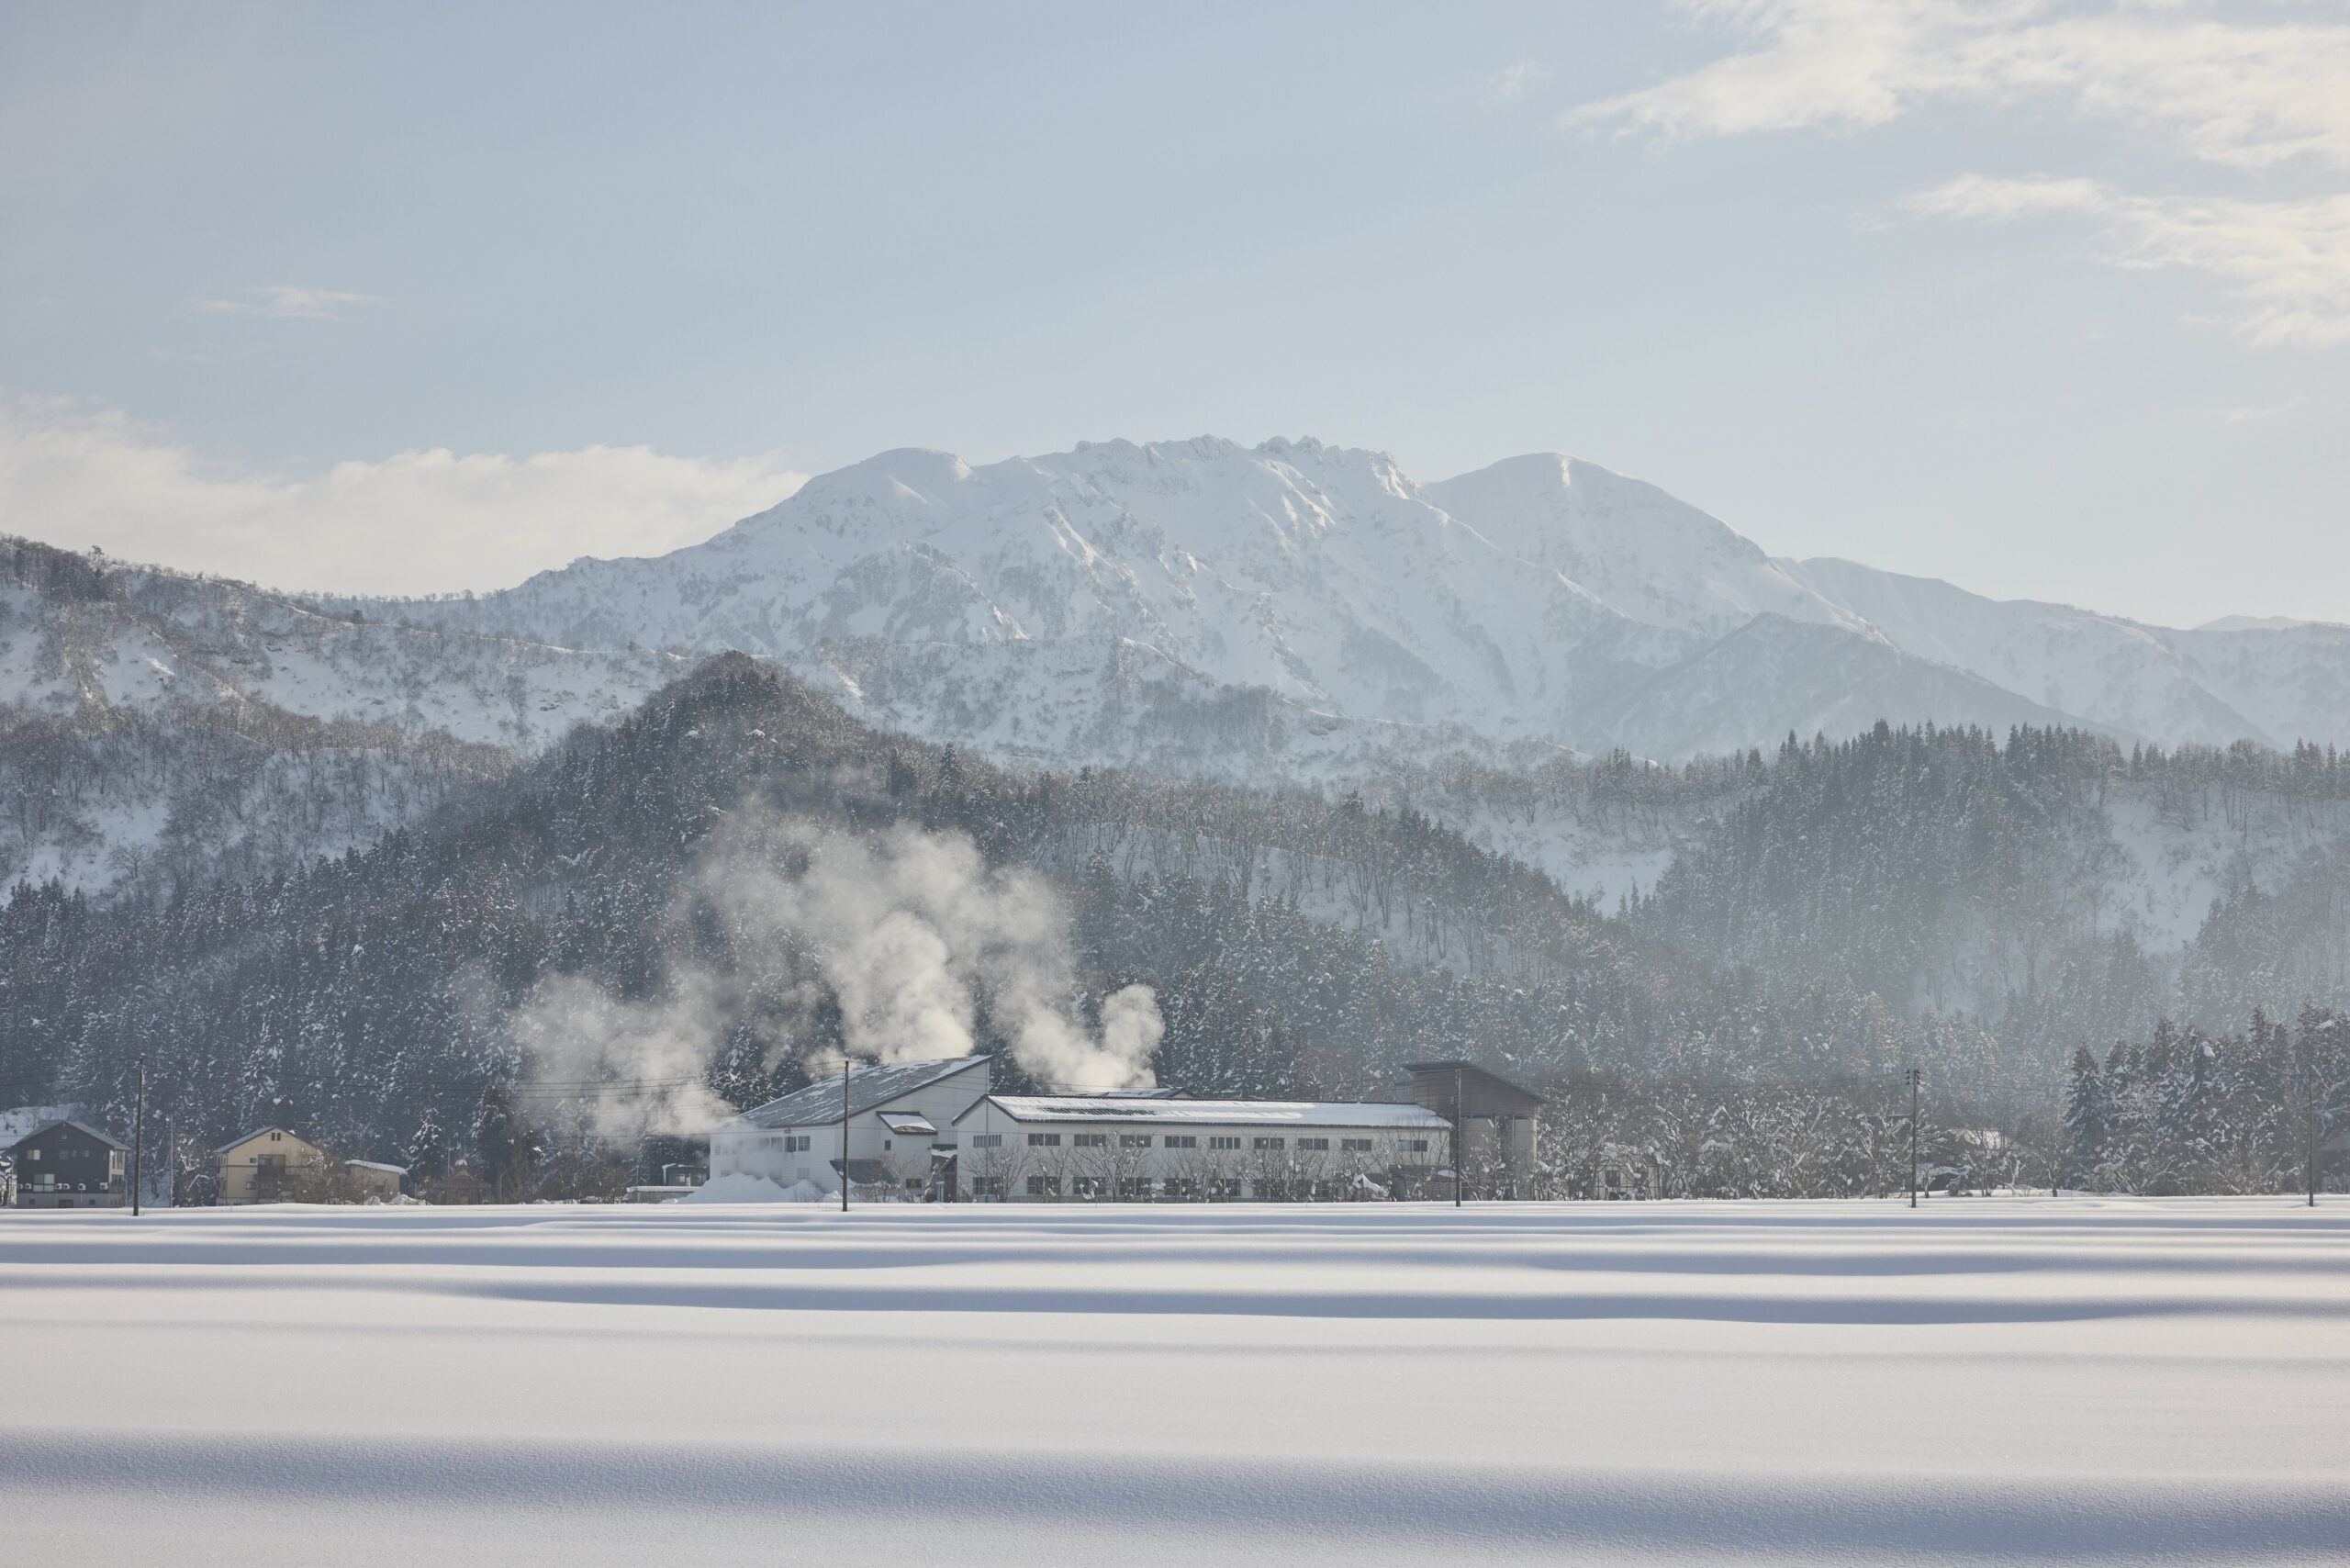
xmin=1424 ymin=454 xmax=1860 ymax=639
xmin=376 ymin=437 xmax=2167 ymax=765
xmin=0 ymin=543 xmax=680 ymax=752
xmin=1783 ymin=557 xmax=2350 ymax=751
xmin=0 ymin=536 xmax=684 ymax=893
xmin=1566 ymin=614 xmax=2099 ymax=761
xmin=385 ymin=437 xmax=1680 ymax=743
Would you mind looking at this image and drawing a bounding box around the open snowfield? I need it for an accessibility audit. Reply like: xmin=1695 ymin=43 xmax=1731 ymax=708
xmin=3 ymin=1199 xmax=2345 ymax=1566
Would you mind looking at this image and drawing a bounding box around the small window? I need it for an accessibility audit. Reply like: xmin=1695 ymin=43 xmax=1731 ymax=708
xmin=1297 ymin=1137 xmax=1329 ymax=1152
xmin=1254 ymin=1137 xmax=1285 ymax=1150
xmin=1208 ymin=1136 xmax=1241 ymax=1151
xmin=25 ymin=1148 xmax=37 ymax=1162
xmin=1071 ymin=1133 xmax=1106 ymax=1148
xmin=1342 ymin=1138 xmax=1372 ymax=1152
xmin=1119 ymin=1134 xmax=1152 ymax=1148
xmin=1026 ymin=1175 xmax=1060 ymax=1196
xmin=1163 ymin=1135 xmax=1197 ymax=1149
xmin=969 ymin=1134 xmax=1002 ymax=1149
xmin=1404 ymin=1138 xmax=1429 ymax=1153
xmin=1028 ymin=1132 xmax=1061 ymax=1148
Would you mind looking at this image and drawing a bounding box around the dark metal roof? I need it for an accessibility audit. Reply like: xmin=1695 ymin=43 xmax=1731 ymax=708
xmin=6 ymin=1118 xmax=129 ymax=1153
xmin=1402 ymin=1061 xmax=1546 ymax=1105
xmin=729 ymin=1057 xmax=988 ymax=1131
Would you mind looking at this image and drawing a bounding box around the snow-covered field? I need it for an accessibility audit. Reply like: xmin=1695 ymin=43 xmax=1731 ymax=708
xmin=3 ymin=1199 xmax=2344 ymax=1565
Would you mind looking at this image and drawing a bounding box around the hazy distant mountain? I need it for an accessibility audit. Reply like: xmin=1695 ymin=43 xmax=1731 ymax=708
xmin=0 ymin=537 xmax=679 ymax=891
xmin=378 ymin=435 xmax=2303 ymax=764
xmin=15 ymin=434 xmax=2350 ymax=894
xmin=1781 ymin=558 xmax=2350 ymax=751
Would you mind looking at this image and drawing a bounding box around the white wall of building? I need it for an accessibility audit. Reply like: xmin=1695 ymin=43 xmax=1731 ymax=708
xmin=954 ymin=1099 xmax=1452 ymax=1202
xmin=709 ymin=1069 xmax=990 ymax=1197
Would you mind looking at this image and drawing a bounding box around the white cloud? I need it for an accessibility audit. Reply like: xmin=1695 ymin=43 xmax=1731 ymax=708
xmin=1572 ymin=3 xmax=2350 ymax=172
xmin=2220 ymin=395 xmax=2307 ymax=424
xmin=1900 ymin=171 xmax=2109 ymax=220
xmin=1488 ymin=60 xmax=1550 ymax=105
xmin=194 ymin=285 xmax=385 ymax=319
xmin=1905 ymin=174 xmax=2350 ymax=347
xmin=0 ymin=398 xmax=807 ymax=595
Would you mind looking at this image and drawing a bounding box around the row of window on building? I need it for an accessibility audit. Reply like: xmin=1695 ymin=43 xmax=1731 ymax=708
xmin=969 ymin=1175 xmax=1382 ymax=1201
xmin=968 ymin=1132 xmax=1428 ymax=1152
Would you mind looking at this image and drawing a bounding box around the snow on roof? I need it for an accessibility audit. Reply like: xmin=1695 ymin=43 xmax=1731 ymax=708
xmin=877 ymin=1112 xmax=937 ymax=1135
xmin=958 ymin=1096 xmax=1451 ymax=1130
xmin=727 ymin=1057 xmax=987 ymax=1131
xmin=346 ymin=1159 xmax=408 ymax=1175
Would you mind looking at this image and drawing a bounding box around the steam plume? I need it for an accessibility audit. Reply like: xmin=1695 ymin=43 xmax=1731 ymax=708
xmin=514 ymin=810 xmax=1159 ymax=1131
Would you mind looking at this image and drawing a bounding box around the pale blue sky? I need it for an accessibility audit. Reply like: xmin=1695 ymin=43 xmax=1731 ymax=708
xmin=1 ymin=1 xmax=2343 ymax=622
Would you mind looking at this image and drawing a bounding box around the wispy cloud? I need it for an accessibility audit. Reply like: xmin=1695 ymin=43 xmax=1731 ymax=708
xmin=2220 ymin=395 xmax=2307 ymax=425
xmin=194 ymin=285 xmax=385 ymax=319
xmin=1572 ymin=2 xmax=2350 ymax=172
xmin=0 ymin=398 xmax=807 ymax=595
xmin=1488 ymin=60 xmax=1550 ymax=105
xmin=1904 ymin=174 xmax=2350 ymax=348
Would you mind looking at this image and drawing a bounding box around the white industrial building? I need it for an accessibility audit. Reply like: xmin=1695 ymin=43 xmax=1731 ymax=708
xmin=708 ymin=1055 xmax=1540 ymax=1202
xmin=708 ymin=1056 xmax=993 ymax=1199
xmin=953 ymin=1093 xmax=1452 ymax=1201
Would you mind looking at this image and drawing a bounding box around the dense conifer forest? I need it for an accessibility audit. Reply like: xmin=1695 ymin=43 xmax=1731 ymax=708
xmin=4 ymin=659 xmax=2344 ymax=1196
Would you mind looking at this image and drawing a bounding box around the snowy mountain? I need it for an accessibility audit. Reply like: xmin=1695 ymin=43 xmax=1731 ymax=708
xmin=0 ymin=537 xmax=681 ymax=892
xmin=375 ymin=436 xmax=2206 ymax=767
xmin=1782 ymin=558 xmax=2350 ymax=751
xmin=15 ymin=433 xmax=2350 ymax=902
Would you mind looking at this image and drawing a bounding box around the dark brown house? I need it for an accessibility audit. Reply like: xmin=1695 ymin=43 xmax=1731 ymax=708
xmin=7 ymin=1119 xmax=129 ymax=1209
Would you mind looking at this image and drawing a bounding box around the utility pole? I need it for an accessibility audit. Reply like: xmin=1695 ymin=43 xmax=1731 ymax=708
xmin=2311 ymin=1105 xmax=2320 ymax=1209
xmin=840 ymin=1056 xmax=852 ymax=1214
xmin=131 ymin=1062 xmax=147 ymax=1222
xmin=1907 ymin=1067 xmax=1920 ymax=1210
xmin=1453 ymin=1066 xmax=1464 ymax=1209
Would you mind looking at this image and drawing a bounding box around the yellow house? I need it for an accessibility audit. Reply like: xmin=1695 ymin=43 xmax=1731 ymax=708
xmin=212 ymin=1126 xmax=329 ymax=1204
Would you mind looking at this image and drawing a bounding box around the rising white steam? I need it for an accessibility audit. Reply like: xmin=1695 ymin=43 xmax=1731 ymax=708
xmin=705 ymin=814 xmax=1160 ymax=1091
xmin=514 ymin=811 xmax=1159 ymax=1131
xmin=509 ymin=970 xmax=740 ymax=1138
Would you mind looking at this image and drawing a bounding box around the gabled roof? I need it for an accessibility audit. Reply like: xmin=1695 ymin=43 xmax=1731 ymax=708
xmin=6 ymin=1118 xmax=129 ymax=1153
xmin=956 ymin=1096 xmax=1450 ymax=1130
xmin=213 ymin=1126 xmax=316 ymax=1157
xmin=726 ymin=1057 xmax=988 ymax=1131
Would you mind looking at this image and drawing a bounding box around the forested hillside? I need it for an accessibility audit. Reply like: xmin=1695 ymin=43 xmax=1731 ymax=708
xmin=0 ymin=658 xmax=2029 ymax=1188
xmin=7 ymin=660 xmax=2347 ymax=1198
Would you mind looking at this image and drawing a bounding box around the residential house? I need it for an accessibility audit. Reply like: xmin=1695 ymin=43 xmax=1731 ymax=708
xmin=213 ymin=1127 xmax=330 ymax=1204
xmin=7 ymin=1120 xmax=130 ymax=1209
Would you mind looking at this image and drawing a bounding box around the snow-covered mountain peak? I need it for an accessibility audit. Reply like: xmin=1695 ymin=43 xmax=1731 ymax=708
xmin=1423 ymin=454 xmax=1862 ymax=638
